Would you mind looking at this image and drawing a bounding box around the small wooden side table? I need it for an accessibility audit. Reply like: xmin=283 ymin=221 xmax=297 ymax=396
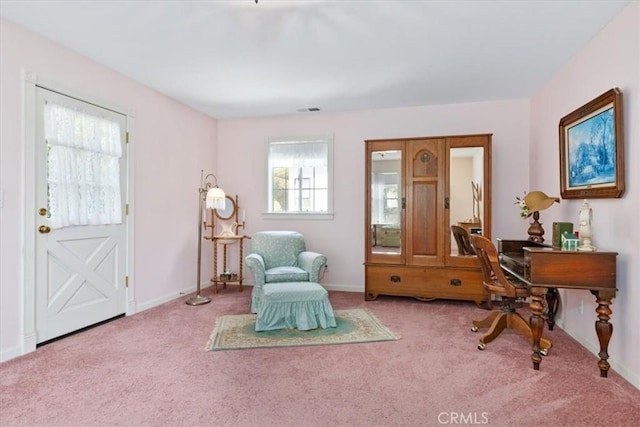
xmin=211 ymin=235 xmax=249 ymax=293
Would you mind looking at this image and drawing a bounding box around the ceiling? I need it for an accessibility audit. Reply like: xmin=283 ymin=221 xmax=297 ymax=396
xmin=0 ymin=0 xmax=631 ymax=119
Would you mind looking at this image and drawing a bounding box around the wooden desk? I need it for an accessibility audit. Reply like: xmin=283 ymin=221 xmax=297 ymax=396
xmin=498 ymin=239 xmax=617 ymax=377
xmin=458 ymin=221 xmax=481 ymax=235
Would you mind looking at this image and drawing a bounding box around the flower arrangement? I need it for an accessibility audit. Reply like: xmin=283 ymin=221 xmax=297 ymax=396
xmin=515 ymin=193 xmax=529 ymax=218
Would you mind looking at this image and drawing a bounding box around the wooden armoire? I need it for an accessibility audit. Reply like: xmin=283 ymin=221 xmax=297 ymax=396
xmin=364 ymin=134 xmax=492 ymax=304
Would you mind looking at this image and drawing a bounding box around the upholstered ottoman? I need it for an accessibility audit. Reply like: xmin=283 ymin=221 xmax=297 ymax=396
xmin=255 ymin=282 xmax=337 ymax=332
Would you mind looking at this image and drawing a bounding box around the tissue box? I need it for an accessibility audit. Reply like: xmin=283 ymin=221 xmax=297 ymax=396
xmin=561 ymin=232 xmax=579 ymax=251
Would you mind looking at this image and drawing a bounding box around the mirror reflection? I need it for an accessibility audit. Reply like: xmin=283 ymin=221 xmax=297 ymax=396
xmin=214 ymin=195 xmax=237 ymax=220
xmin=449 ymin=147 xmax=484 ymax=256
xmin=370 ymin=150 xmax=402 ymax=255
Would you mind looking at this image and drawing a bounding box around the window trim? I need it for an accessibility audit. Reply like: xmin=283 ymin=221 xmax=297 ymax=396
xmin=263 ymin=134 xmax=334 ymax=219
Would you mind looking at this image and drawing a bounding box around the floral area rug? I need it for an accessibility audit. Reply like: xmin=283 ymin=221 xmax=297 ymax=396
xmin=205 ymin=308 xmax=399 ymax=351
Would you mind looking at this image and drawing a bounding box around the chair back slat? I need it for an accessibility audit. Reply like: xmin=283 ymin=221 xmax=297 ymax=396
xmin=470 ymin=235 xmax=519 ymax=298
xmin=451 ymin=225 xmax=476 ymax=255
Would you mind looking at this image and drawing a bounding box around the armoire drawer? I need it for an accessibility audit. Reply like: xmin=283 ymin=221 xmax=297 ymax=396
xmin=365 ymin=264 xmax=486 ymax=304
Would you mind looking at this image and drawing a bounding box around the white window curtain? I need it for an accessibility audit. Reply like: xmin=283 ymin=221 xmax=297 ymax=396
xmin=372 ymin=173 xmax=385 ymax=224
xmin=266 ymin=134 xmax=333 ymax=215
xmin=44 ymin=102 xmax=123 ymax=229
xmin=268 ymin=139 xmax=328 ymax=168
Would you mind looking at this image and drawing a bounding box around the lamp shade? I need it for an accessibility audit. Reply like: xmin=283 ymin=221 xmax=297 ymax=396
xmin=205 ymin=187 xmax=226 ymax=210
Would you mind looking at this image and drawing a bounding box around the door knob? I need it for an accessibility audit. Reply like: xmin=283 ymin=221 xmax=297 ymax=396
xmin=38 ymin=225 xmax=51 ymax=234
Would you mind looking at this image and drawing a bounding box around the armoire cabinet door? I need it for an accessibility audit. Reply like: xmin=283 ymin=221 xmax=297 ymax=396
xmin=406 ymin=138 xmax=446 ymax=267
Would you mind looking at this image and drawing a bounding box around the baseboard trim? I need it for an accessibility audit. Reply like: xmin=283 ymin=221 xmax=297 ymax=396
xmin=135 ymin=281 xmax=214 ymax=313
xmin=0 ymin=344 xmax=24 ymax=363
xmin=323 ymin=283 xmax=363 ymax=293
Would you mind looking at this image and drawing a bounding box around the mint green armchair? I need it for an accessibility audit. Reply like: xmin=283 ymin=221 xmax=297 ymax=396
xmin=245 ymin=231 xmax=327 ymax=314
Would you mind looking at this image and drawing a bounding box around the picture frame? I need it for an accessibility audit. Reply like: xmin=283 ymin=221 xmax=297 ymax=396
xmin=559 ymin=88 xmax=624 ymax=199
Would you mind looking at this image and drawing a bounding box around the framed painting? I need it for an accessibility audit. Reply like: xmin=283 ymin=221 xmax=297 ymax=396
xmin=559 ymin=88 xmax=624 ymax=199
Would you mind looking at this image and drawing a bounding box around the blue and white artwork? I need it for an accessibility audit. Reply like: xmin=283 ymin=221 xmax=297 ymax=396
xmin=567 ymin=106 xmax=616 ymax=188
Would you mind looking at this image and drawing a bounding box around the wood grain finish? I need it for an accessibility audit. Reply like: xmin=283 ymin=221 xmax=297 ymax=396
xmin=498 ymin=239 xmax=618 ymax=377
xmin=412 ymin=183 xmax=437 ymax=256
xmin=365 ymin=265 xmax=486 ymax=304
xmin=524 ymin=248 xmax=617 ymax=289
xmin=365 ymin=134 xmax=492 ymax=304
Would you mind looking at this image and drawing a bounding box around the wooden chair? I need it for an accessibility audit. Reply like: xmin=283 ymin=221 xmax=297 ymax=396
xmin=451 ymin=225 xmax=476 ymax=255
xmin=470 ymin=235 xmax=552 ymax=354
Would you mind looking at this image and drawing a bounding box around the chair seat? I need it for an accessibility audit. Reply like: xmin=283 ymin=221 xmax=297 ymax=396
xmin=265 ymin=266 xmax=309 ymax=283
xmin=507 ymin=274 xmax=528 ymax=288
xmin=256 ymin=282 xmax=336 ymax=332
xmin=486 ymin=278 xmax=529 ymax=297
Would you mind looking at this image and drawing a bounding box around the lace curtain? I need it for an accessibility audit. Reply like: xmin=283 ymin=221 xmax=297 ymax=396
xmin=44 ymin=102 xmax=123 ymax=229
xmin=268 ymin=139 xmax=328 ymax=168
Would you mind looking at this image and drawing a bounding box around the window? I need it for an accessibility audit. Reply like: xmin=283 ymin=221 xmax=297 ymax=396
xmin=372 ymin=173 xmax=400 ymax=225
xmin=44 ymin=101 xmax=123 ymax=229
xmin=266 ymin=135 xmax=333 ymax=217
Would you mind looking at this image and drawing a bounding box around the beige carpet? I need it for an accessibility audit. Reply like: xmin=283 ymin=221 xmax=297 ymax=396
xmin=206 ymin=308 xmax=400 ymax=350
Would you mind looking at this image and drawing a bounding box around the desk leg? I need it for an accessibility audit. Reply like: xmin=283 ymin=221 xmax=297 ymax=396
xmin=529 ymin=287 xmax=547 ymax=371
xmin=591 ymin=290 xmax=615 ymax=378
xmin=544 ymin=288 xmax=559 ymax=330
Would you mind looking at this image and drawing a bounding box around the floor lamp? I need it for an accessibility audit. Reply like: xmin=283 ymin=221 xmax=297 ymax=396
xmin=186 ymin=170 xmax=226 ymax=306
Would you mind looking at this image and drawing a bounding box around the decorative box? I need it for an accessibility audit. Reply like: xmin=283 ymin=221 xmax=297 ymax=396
xmin=561 ymin=232 xmax=579 ymax=251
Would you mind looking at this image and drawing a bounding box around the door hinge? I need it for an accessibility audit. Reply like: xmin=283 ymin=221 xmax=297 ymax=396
xmin=125 ymin=203 xmax=129 ymax=216
xmin=125 ymin=276 xmax=129 ymax=288
xmin=126 ymin=132 xmax=130 ymax=144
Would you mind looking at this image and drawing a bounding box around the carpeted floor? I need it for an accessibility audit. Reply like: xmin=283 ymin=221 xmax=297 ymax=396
xmin=1 ymin=289 xmax=639 ymax=426
xmin=206 ymin=308 xmax=399 ymax=350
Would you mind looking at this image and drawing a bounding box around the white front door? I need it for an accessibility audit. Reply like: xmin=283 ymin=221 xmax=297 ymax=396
xmin=34 ymin=88 xmax=128 ymax=343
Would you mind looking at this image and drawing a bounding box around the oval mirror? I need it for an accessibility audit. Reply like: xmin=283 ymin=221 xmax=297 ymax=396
xmin=214 ymin=195 xmax=237 ymax=220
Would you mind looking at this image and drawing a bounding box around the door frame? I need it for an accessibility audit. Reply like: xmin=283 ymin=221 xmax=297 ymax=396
xmin=22 ymin=70 xmax=136 ymax=354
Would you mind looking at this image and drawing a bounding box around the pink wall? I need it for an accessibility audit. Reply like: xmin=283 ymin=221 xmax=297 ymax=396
xmin=0 ymin=19 xmax=218 ymax=359
xmin=217 ymin=100 xmax=531 ymax=289
xmin=530 ymin=2 xmax=639 ymax=387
